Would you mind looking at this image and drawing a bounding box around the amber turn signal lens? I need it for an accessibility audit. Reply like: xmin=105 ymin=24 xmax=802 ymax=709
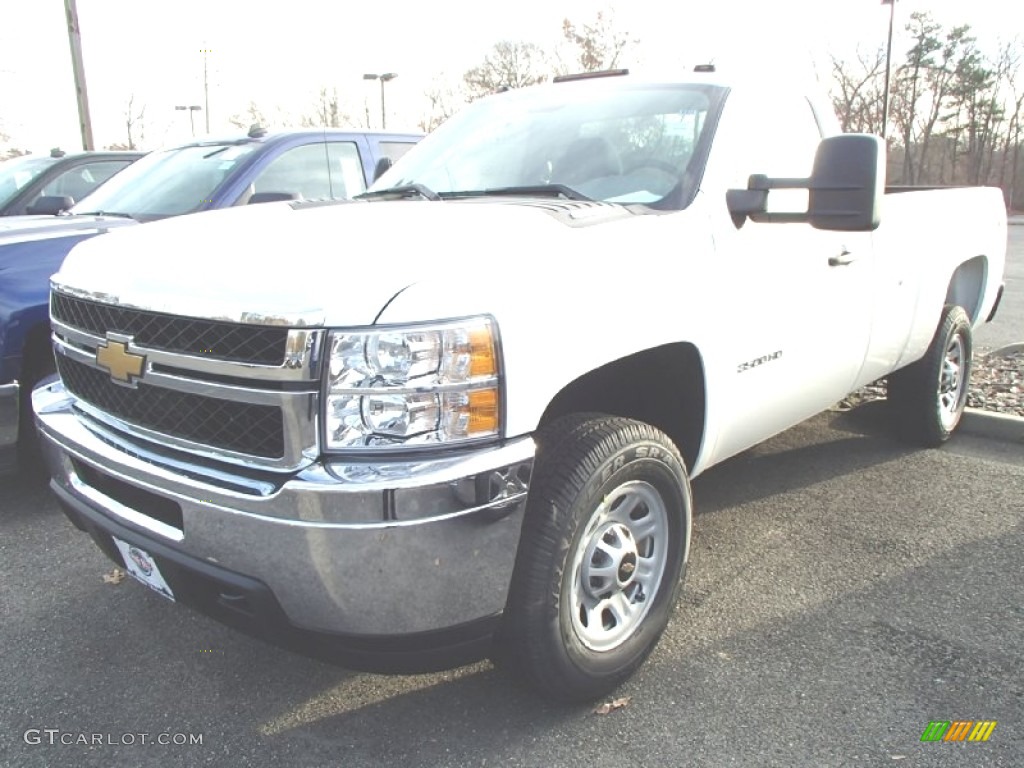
xmin=469 ymin=325 xmax=497 ymax=377
xmin=468 ymin=388 xmax=499 ymax=434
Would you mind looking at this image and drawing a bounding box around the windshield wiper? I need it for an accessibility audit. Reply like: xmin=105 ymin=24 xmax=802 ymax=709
xmin=202 ymin=146 xmax=232 ymax=160
xmin=356 ymin=184 xmax=441 ymax=201
xmin=74 ymin=211 xmax=137 ymax=219
xmin=443 ymin=184 xmax=592 ymax=202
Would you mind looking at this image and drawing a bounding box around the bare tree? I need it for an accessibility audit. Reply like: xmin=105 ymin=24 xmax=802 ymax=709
xmin=832 ymin=15 xmax=1024 ymax=204
xmin=463 ymin=41 xmax=547 ymax=100
xmin=123 ymin=94 xmax=146 ymax=150
xmin=558 ymin=10 xmax=635 ymax=74
xmin=419 ymin=77 xmax=465 ymax=132
xmin=890 ymin=11 xmax=943 ymax=184
xmin=916 ymin=25 xmax=977 ymax=183
xmin=229 ymin=101 xmax=271 ymax=131
xmin=993 ymin=40 xmax=1024 ymax=207
xmin=945 ymin=42 xmax=1003 ymax=185
xmin=300 ymin=87 xmax=351 ymax=128
xmin=830 ymin=47 xmax=887 ymax=134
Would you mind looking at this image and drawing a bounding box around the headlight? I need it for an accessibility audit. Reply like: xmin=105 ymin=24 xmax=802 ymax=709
xmin=324 ymin=317 xmax=501 ymax=450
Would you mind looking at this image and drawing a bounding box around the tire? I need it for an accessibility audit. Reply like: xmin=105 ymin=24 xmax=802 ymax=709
xmin=499 ymin=414 xmax=692 ymax=702
xmin=887 ymin=304 xmax=972 ymax=447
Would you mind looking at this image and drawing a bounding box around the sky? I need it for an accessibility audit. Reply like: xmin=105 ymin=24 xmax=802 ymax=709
xmin=1 ymin=0 xmax=1021 ymax=153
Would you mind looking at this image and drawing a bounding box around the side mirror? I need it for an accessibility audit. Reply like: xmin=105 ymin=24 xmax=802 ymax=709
xmin=372 ymin=156 xmax=393 ymax=182
xmin=727 ymin=134 xmax=884 ymax=232
xmin=248 ymin=191 xmax=300 ymax=205
xmin=26 ymin=195 xmax=75 ymax=216
xmin=807 ymin=134 xmax=884 ymax=232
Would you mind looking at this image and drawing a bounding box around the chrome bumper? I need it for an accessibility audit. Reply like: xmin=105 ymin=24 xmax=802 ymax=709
xmin=33 ymin=379 xmax=534 ymax=639
xmin=0 ymin=381 xmax=18 ymax=472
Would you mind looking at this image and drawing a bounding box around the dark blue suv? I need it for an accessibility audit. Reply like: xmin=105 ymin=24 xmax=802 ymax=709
xmin=0 ymin=128 xmax=422 ymax=472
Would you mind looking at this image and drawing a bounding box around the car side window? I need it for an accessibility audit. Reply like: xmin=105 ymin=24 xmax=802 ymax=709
xmin=39 ymin=160 xmax=132 ymax=203
xmin=250 ymin=142 xmax=366 ymax=202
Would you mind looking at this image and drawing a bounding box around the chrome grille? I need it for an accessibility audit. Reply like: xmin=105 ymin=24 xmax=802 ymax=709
xmin=56 ymin=354 xmax=286 ymax=459
xmin=51 ymin=292 xmax=289 ymax=365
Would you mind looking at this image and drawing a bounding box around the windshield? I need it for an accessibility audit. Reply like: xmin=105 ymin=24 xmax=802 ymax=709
xmin=71 ymin=143 xmax=258 ymax=219
xmin=374 ymin=81 xmax=724 ymax=209
xmin=0 ymin=155 xmax=60 ymax=208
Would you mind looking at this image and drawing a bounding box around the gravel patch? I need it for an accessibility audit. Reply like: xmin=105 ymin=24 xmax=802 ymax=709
xmin=837 ymin=347 xmax=1024 ymax=418
xmin=969 ymin=348 xmax=1024 ymax=416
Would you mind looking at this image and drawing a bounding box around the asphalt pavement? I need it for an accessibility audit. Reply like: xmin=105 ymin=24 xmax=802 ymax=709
xmin=2 ymin=403 xmax=1021 ymax=768
xmin=974 ymin=218 xmax=1023 ymax=353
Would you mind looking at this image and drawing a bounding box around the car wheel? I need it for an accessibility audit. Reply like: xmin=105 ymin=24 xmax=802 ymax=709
xmin=888 ymin=304 xmax=973 ymax=447
xmin=500 ymin=414 xmax=692 ymax=702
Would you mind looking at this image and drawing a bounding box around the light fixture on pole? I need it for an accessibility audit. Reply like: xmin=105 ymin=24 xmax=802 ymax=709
xmin=363 ymin=72 xmax=398 ymax=129
xmin=881 ymin=0 xmax=896 ymax=141
xmin=175 ymin=105 xmax=203 ymax=137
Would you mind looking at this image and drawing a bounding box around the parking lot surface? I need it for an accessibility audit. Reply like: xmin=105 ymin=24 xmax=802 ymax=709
xmin=2 ymin=402 xmax=1021 ymax=767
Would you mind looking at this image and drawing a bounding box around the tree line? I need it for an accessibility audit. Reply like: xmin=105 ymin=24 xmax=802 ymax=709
xmin=832 ymin=11 xmax=1022 ymax=209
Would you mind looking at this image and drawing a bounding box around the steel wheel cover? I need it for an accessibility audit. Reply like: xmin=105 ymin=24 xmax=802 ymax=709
xmin=938 ymin=333 xmax=967 ymax=430
xmin=569 ymin=480 xmax=670 ymax=652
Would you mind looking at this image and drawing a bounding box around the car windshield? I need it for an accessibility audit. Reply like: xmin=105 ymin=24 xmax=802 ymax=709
xmin=374 ymin=81 xmax=724 ymax=209
xmin=71 ymin=142 xmax=258 ymax=220
xmin=0 ymin=155 xmax=60 ymax=208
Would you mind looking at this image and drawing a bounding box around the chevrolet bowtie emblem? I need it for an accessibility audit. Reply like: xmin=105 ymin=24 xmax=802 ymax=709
xmin=96 ymin=338 xmax=146 ymax=384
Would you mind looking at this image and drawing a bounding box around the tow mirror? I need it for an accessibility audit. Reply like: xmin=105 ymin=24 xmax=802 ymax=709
xmin=807 ymin=134 xmax=884 ymax=231
xmin=727 ymin=134 xmax=884 ymax=232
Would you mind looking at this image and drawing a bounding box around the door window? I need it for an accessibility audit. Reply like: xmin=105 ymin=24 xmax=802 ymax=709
xmin=40 ymin=160 xmax=133 ymax=203
xmin=250 ymin=142 xmax=366 ymax=202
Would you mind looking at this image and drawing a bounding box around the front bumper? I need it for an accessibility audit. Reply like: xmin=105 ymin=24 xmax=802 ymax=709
xmin=34 ymin=379 xmax=534 ymax=671
xmin=0 ymin=381 xmax=18 ymax=473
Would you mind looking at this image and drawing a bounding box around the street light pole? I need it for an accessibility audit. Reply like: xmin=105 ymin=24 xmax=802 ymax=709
xmin=175 ymin=105 xmax=202 ymax=137
xmin=363 ymin=72 xmax=398 ymax=129
xmin=881 ymin=0 xmax=896 ymax=141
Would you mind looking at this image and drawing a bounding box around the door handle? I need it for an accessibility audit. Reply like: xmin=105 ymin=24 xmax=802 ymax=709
xmin=828 ymin=248 xmax=856 ymax=267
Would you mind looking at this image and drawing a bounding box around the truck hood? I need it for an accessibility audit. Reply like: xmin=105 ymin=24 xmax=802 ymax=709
xmin=0 ymin=213 xmax=137 ymax=245
xmin=54 ymin=198 xmax=651 ymax=327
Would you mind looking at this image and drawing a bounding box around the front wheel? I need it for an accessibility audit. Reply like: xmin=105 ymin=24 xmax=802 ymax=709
xmin=887 ymin=304 xmax=973 ymax=446
xmin=499 ymin=415 xmax=692 ymax=702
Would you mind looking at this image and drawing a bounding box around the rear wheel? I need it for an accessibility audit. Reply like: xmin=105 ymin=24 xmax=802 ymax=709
xmin=887 ymin=304 xmax=972 ymax=446
xmin=499 ymin=415 xmax=692 ymax=702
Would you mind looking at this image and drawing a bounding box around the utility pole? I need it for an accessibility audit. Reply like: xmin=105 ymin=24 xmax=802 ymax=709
xmin=64 ymin=0 xmax=94 ymax=149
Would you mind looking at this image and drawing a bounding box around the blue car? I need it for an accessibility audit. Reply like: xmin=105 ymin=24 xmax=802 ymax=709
xmin=0 ymin=127 xmax=422 ymax=472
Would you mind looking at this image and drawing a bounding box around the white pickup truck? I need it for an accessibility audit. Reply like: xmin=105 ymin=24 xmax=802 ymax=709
xmin=34 ymin=68 xmax=1006 ymax=702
